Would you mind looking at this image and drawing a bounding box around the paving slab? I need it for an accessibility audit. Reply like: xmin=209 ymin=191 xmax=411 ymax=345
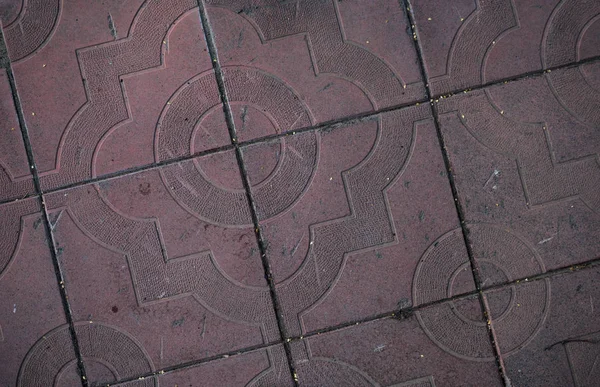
xmin=485 ymin=267 xmax=600 ymax=386
xmin=206 ymin=0 xmax=426 ymax=141
xmin=43 ymin=149 xmax=279 ymax=386
xmin=241 ymin=106 xmax=468 ymax=337
xmin=4 ymin=0 xmax=228 ymax=191
xmin=0 ymin=198 xmax=81 ymax=386
xmin=410 ymin=0 xmax=600 ymax=95
xmin=438 ymin=63 xmax=600 ymax=276
xmin=285 ymin=301 xmax=503 ymax=386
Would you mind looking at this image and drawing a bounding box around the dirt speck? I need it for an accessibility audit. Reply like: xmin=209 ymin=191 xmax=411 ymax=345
xmin=108 ymin=13 xmax=118 ymax=39
xmin=172 ymin=317 xmax=185 ymax=327
xmin=33 ymin=217 xmax=43 ymax=229
xmin=139 ymin=183 xmax=151 ymax=195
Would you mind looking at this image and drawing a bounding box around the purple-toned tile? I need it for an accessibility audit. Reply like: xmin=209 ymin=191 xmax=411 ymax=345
xmin=241 ymin=106 xmax=467 ymax=337
xmin=485 ymin=267 xmax=600 ymax=386
xmin=154 ymin=345 xmax=293 ymax=387
xmin=206 ymin=0 xmax=426 ymax=141
xmin=0 ymin=69 xmax=34 ymax=201
xmin=43 ymin=150 xmax=280 ymax=385
xmin=0 ymin=198 xmax=81 ymax=386
xmin=288 ymin=302 xmax=503 ymax=386
xmin=410 ymin=0 xmax=600 ymax=95
xmin=6 ymin=0 xmax=227 ymax=190
xmin=438 ymin=64 xmax=600 ymax=276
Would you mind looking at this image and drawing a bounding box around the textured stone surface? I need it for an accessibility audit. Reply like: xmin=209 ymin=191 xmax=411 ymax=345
xmin=241 ymin=107 xmax=465 ymax=338
xmin=287 ymin=304 xmax=503 ymax=386
xmin=438 ymin=64 xmax=600 ymax=274
xmin=43 ymin=150 xmax=277 ymax=385
xmin=411 ymin=0 xmax=600 ymax=95
xmin=2 ymin=0 xmax=599 ymax=385
xmin=486 ymin=267 xmax=600 ymax=387
xmin=7 ymin=0 xmax=224 ymax=190
xmin=206 ymin=0 xmax=426 ymax=141
xmin=0 ymin=198 xmax=79 ymax=386
xmin=158 ymin=346 xmax=294 ymax=387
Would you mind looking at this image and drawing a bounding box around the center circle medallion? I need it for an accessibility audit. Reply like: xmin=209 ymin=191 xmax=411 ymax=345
xmin=192 ymin=103 xmax=283 ymax=191
xmin=155 ymin=67 xmax=318 ymax=226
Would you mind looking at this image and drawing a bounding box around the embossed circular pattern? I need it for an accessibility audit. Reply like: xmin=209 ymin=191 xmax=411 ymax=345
xmin=296 ymin=358 xmax=374 ymax=387
xmin=544 ymin=0 xmax=600 ymax=128
xmin=413 ymin=225 xmax=549 ymax=360
xmin=449 ymin=261 xmax=514 ymax=322
xmin=155 ymin=68 xmax=318 ymax=226
xmin=18 ymin=322 xmax=155 ymax=386
xmin=192 ymin=105 xmax=282 ymax=190
xmin=2 ymin=0 xmax=60 ymax=61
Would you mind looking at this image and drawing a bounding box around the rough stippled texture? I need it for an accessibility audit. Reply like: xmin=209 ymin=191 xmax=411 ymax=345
xmin=1 ymin=0 xmax=599 ymax=386
xmin=241 ymin=108 xmax=462 ymax=338
xmin=206 ymin=0 xmax=426 ymax=139
xmin=485 ymin=269 xmax=600 ymax=386
xmin=412 ymin=0 xmax=600 ymax=95
xmin=0 ymin=198 xmax=78 ymax=385
xmin=438 ymin=65 xmax=600 ymax=273
xmin=43 ymin=151 xmax=277 ymax=385
xmin=288 ymin=303 xmax=503 ymax=386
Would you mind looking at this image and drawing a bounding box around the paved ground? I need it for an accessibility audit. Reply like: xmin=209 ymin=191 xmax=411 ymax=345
xmin=1 ymin=1 xmax=599 ymax=386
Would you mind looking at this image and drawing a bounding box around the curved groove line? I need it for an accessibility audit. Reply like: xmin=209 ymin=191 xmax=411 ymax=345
xmin=4 ymin=0 xmax=61 ymax=62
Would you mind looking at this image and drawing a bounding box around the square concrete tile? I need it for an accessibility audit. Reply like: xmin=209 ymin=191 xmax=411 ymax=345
xmin=0 ymin=69 xmax=34 ymax=201
xmin=241 ymin=106 xmax=468 ymax=337
xmin=0 ymin=198 xmax=82 ymax=386
xmin=438 ymin=63 xmax=600 ymax=278
xmin=206 ymin=0 xmax=426 ymax=141
xmin=484 ymin=267 xmax=600 ymax=386
xmin=286 ymin=302 xmax=503 ymax=386
xmin=43 ymin=149 xmax=280 ymax=385
xmin=6 ymin=0 xmax=229 ymax=190
xmin=410 ymin=0 xmax=600 ymax=95
xmin=154 ymin=345 xmax=294 ymax=387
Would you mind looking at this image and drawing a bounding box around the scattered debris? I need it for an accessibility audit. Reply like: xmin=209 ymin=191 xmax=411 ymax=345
xmin=108 ymin=13 xmax=118 ymax=39
xmin=537 ymin=236 xmax=554 ymax=245
xmin=483 ymin=169 xmax=500 ymax=188
xmin=172 ymin=317 xmax=185 ymax=327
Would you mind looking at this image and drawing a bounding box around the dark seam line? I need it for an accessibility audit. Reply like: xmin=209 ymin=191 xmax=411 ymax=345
xmin=2 ymin=53 xmax=597 ymax=203
xmin=0 ymin=192 xmax=38 ymax=206
xmin=238 ymin=97 xmax=430 ymax=146
xmin=92 ymin=291 xmax=477 ymax=386
xmin=295 ymin=291 xmax=482 ymax=341
xmin=301 ymin=254 xmax=600 ymax=341
xmin=3 ymin=99 xmax=426 ymax=202
xmin=0 ymin=30 xmax=89 ymax=387
xmin=92 ymin=254 xmax=600 ymax=386
xmin=195 ymin=1 xmax=299 ymax=385
xmin=91 ymin=340 xmax=284 ymax=387
xmin=4 ymin=47 xmax=596 ymax=206
xmin=402 ymin=0 xmax=508 ymax=384
xmin=36 ymin=144 xmax=234 ymax=196
xmin=430 ymin=54 xmax=600 ymax=101
xmin=480 ymin=254 xmax=600 ymax=293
